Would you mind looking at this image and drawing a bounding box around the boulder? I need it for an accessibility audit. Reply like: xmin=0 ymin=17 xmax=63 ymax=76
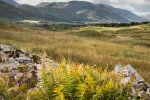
xmin=0 ymin=95 xmax=4 ymax=100
xmin=114 ymin=64 xmax=150 ymax=99
xmin=17 ymin=56 xmax=33 ymax=64
xmin=0 ymin=44 xmax=15 ymax=52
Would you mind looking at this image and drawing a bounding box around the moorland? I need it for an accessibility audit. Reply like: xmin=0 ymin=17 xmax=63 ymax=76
xmin=0 ymin=22 xmax=150 ymax=82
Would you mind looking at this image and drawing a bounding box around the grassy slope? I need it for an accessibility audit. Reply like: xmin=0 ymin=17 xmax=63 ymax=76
xmin=0 ymin=22 xmax=150 ymax=82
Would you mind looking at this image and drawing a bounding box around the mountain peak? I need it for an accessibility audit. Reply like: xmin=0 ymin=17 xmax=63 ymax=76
xmin=36 ymin=2 xmax=51 ymax=7
xmin=68 ymin=1 xmax=92 ymax=4
xmin=0 ymin=1 xmax=147 ymax=22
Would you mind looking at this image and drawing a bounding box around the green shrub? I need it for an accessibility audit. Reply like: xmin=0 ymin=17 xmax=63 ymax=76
xmin=40 ymin=60 xmax=131 ymax=100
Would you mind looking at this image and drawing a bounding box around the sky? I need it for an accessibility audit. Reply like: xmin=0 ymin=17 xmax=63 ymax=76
xmin=15 ymin=0 xmax=150 ymax=15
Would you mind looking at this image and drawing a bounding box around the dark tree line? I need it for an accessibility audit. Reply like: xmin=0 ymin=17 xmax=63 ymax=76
xmin=90 ymin=22 xmax=150 ymax=27
xmin=40 ymin=21 xmax=150 ymax=31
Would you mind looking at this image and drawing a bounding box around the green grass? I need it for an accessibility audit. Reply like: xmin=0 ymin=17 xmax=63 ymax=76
xmin=0 ymin=22 xmax=150 ymax=82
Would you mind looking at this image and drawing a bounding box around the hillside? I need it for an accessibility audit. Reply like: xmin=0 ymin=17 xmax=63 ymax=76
xmin=142 ymin=14 xmax=150 ymax=20
xmin=102 ymin=5 xmax=145 ymax=22
xmin=0 ymin=1 xmax=61 ymax=21
xmin=0 ymin=22 xmax=150 ymax=81
xmin=17 ymin=4 xmax=61 ymax=21
xmin=0 ymin=1 xmax=36 ymax=20
xmin=0 ymin=21 xmax=150 ymax=99
xmin=0 ymin=0 xmax=146 ymax=22
xmin=1 ymin=0 xmax=20 ymax=6
xmin=36 ymin=1 xmax=145 ymax=22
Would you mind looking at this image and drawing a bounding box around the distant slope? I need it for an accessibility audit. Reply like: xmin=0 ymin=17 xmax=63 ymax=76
xmin=36 ymin=1 xmax=145 ymax=23
xmin=115 ymin=9 xmax=145 ymax=22
xmin=102 ymin=5 xmax=146 ymax=22
xmin=0 ymin=1 xmax=33 ymax=20
xmin=0 ymin=1 xmax=61 ymax=21
xmin=0 ymin=0 xmax=146 ymax=22
xmin=141 ymin=14 xmax=150 ymax=21
xmin=18 ymin=4 xmax=61 ymax=21
xmin=36 ymin=1 xmax=128 ymax=22
xmin=1 ymin=0 xmax=20 ymax=6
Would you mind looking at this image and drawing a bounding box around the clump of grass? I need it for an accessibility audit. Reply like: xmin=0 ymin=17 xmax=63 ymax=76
xmin=68 ymin=30 xmax=104 ymax=37
xmin=26 ymin=88 xmax=47 ymax=100
xmin=0 ymin=77 xmax=7 ymax=97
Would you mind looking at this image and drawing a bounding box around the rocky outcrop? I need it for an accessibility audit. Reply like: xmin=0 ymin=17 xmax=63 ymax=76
xmin=0 ymin=44 xmax=59 ymax=99
xmin=114 ymin=64 xmax=150 ymax=99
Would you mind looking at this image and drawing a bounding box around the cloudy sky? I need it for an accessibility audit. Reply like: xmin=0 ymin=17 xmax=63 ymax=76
xmin=15 ymin=0 xmax=150 ymax=15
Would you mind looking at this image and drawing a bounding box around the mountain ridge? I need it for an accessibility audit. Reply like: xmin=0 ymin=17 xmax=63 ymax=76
xmin=1 ymin=0 xmax=20 ymax=6
xmin=35 ymin=1 xmax=146 ymax=22
xmin=141 ymin=14 xmax=150 ymax=20
xmin=0 ymin=0 xmax=147 ymax=23
xmin=0 ymin=0 xmax=61 ymax=21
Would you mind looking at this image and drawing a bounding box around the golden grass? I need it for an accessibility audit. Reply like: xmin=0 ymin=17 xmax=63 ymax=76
xmin=0 ymin=22 xmax=150 ymax=82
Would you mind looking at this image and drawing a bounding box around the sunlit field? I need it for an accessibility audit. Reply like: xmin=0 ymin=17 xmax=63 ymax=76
xmin=0 ymin=22 xmax=150 ymax=82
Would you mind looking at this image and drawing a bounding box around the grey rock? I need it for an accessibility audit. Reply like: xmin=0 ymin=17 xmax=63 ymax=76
xmin=0 ymin=44 xmax=60 ymax=97
xmin=114 ymin=64 xmax=150 ymax=99
xmin=0 ymin=95 xmax=4 ymax=100
xmin=17 ymin=56 xmax=33 ymax=64
xmin=0 ymin=44 xmax=15 ymax=52
xmin=114 ymin=64 xmax=122 ymax=75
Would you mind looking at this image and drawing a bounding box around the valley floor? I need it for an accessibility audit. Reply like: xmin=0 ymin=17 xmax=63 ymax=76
xmin=0 ymin=22 xmax=150 ymax=82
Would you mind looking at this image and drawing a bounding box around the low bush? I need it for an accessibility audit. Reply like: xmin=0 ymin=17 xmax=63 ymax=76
xmin=40 ymin=60 xmax=131 ymax=100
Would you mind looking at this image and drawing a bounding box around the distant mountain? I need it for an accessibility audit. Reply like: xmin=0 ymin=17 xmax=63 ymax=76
xmin=18 ymin=4 xmax=62 ymax=21
xmin=101 ymin=5 xmax=145 ymax=22
xmin=141 ymin=14 xmax=150 ymax=20
xmin=36 ymin=2 xmax=51 ymax=8
xmin=0 ymin=1 xmax=32 ymax=20
xmin=0 ymin=1 xmax=61 ymax=21
xmin=0 ymin=0 xmax=146 ymax=23
xmin=1 ymin=0 xmax=20 ymax=6
xmin=36 ymin=1 xmax=146 ymax=23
